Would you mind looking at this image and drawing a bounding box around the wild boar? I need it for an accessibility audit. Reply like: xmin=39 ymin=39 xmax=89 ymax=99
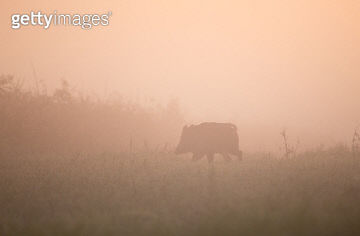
xmin=175 ymin=122 xmax=242 ymax=162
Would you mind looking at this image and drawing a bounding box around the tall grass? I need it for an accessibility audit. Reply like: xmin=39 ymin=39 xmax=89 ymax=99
xmin=0 ymin=75 xmax=183 ymax=156
xmin=1 ymin=148 xmax=360 ymax=235
xmin=1 ymin=75 xmax=360 ymax=235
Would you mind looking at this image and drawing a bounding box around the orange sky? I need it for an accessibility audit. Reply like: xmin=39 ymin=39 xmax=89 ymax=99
xmin=1 ymin=0 xmax=360 ymax=150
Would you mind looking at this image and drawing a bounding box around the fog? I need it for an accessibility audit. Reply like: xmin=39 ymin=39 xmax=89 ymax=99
xmin=1 ymin=0 xmax=360 ymax=151
xmin=3 ymin=2 xmax=360 ymax=235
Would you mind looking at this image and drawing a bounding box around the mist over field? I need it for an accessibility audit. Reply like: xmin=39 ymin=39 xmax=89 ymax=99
xmin=1 ymin=0 xmax=360 ymax=235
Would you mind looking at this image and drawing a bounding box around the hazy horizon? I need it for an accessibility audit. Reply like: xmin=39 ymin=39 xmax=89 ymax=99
xmin=1 ymin=0 xmax=360 ymax=151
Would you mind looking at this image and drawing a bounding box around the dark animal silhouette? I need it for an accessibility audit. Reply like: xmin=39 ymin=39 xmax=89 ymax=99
xmin=175 ymin=122 xmax=242 ymax=162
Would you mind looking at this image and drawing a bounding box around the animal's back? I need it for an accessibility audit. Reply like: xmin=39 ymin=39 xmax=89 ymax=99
xmin=198 ymin=122 xmax=237 ymax=130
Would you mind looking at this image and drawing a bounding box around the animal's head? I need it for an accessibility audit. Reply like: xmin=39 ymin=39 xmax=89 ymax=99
xmin=175 ymin=125 xmax=195 ymax=154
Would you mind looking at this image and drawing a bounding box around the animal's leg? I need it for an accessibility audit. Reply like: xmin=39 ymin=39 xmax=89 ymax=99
xmin=222 ymin=153 xmax=231 ymax=162
xmin=206 ymin=153 xmax=215 ymax=163
xmin=192 ymin=153 xmax=204 ymax=161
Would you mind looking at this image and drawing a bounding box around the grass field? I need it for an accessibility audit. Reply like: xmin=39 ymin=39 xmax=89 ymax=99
xmin=1 ymin=147 xmax=360 ymax=236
